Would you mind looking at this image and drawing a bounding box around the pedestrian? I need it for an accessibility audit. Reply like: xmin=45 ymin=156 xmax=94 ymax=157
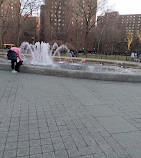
xmin=70 ymin=51 xmax=74 ymax=57
xmin=7 ymin=47 xmax=23 ymax=73
xmin=75 ymin=50 xmax=78 ymax=57
xmin=131 ymin=52 xmax=134 ymax=61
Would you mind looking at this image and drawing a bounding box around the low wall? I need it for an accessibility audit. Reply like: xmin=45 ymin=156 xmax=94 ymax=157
xmin=0 ymin=63 xmax=141 ymax=82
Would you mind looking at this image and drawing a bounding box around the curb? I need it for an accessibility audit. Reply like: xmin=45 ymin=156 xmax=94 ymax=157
xmin=0 ymin=63 xmax=141 ymax=82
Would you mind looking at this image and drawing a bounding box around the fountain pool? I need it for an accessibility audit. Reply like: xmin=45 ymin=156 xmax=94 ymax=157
xmin=1 ymin=41 xmax=141 ymax=82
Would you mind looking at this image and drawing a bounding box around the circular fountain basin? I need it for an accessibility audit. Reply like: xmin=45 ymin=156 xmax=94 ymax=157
xmin=1 ymin=57 xmax=141 ymax=82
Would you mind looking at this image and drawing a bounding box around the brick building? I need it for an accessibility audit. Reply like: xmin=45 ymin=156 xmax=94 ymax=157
xmin=97 ymin=12 xmax=141 ymax=53
xmin=0 ymin=0 xmax=19 ymax=47
xmin=119 ymin=14 xmax=141 ymax=34
xmin=40 ymin=0 xmax=97 ymax=51
xmin=40 ymin=0 xmax=71 ymax=43
xmin=0 ymin=0 xmax=40 ymax=48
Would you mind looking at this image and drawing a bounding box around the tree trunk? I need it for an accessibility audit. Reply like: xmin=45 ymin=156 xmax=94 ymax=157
xmin=16 ymin=13 xmax=20 ymax=47
xmin=111 ymin=44 xmax=114 ymax=54
xmin=84 ymin=37 xmax=88 ymax=55
xmin=84 ymin=29 xmax=89 ymax=55
xmin=1 ymin=21 xmax=5 ymax=49
xmin=16 ymin=26 xmax=20 ymax=47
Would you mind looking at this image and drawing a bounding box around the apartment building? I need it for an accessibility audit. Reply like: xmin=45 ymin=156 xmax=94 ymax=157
xmin=119 ymin=14 xmax=141 ymax=34
xmin=40 ymin=0 xmax=97 ymax=50
xmin=97 ymin=12 xmax=141 ymax=53
xmin=0 ymin=0 xmax=19 ymax=47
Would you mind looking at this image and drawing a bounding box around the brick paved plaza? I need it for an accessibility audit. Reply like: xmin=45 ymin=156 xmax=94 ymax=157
xmin=0 ymin=70 xmax=141 ymax=158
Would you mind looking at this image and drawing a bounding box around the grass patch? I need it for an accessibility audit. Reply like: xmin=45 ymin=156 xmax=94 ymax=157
xmin=60 ymin=53 xmax=141 ymax=62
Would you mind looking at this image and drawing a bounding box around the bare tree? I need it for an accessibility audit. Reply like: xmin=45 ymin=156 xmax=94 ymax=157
xmin=16 ymin=0 xmax=42 ymax=46
xmin=95 ymin=11 xmax=122 ymax=54
xmin=126 ymin=28 xmax=133 ymax=51
xmin=73 ymin=0 xmax=107 ymax=54
xmin=71 ymin=13 xmax=82 ymax=50
xmin=137 ymin=31 xmax=141 ymax=43
xmin=40 ymin=0 xmax=73 ymax=45
xmin=0 ymin=0 xmax=13 ymax=48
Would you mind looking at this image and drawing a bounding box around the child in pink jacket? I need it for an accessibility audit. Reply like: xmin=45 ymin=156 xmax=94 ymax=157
xmin=10 ymin=47 xmax=22 ymax=73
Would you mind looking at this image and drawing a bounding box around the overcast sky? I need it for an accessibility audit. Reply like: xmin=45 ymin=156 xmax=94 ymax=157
xmin=107 ymin=0 xmax=141 ymax=15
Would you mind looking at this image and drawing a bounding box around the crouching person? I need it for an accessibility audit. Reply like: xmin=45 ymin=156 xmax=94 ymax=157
xmin=7 ymin=47 xmax=23 ymax=73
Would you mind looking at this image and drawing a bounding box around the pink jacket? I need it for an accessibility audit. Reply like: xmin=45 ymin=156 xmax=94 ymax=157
xmin=11 ymin=47 xmax=22 ymax=61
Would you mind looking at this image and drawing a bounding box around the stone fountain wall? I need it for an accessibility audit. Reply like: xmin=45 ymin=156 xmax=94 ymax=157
xmin=1 ymin=63 xmax=141 ymax=82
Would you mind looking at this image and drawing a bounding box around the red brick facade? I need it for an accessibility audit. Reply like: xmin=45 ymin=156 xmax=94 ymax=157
xmin=40 ymin=0 xmax=97 ymax=51
xmin=0 ymin=0 xmax=19 ymax=47
xmin=97 ymin=12 xmax=141 ymax=53
xmin=0 ymin=0 xmax=40 ymax=47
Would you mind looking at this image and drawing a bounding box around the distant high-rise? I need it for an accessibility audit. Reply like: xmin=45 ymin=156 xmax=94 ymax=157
xmin=40 ymin=0 xmax=97 ymax=50
xmin=97 ymin=12 xmax=141 ymax=52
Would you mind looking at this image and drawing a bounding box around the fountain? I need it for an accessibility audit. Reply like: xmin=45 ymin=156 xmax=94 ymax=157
xmin=20 ymin=41 xmax=72 ymax=66
xmin=1 ymin=41 xmax=141 ymax=82
xmin=20 ymin=42 xmax=54 ymax=65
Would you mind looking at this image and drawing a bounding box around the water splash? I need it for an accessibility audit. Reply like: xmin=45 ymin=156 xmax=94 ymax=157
xmin=53 ymin=45 xmax=70 ymax=57
xmin=20 ymin=42 xmax=70 ymax=66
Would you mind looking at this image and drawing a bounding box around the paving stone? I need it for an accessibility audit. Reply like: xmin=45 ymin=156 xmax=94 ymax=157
xmin=3 ymin=149 xmax=16 ymax=158
xmin=30 ymin=154 xmax=43 ymax=158
xmin=62 ymin=135 xmax=73 ymax=143
xmin=43 ymin=151 xmax=55 ymax=158
xmin=94 ymin=152 xmax=108 ymax=158
xmin=17 ymin=156 xmax=30 ymax=158
xmin=39 ymin=127 xmax=49 ymax=134
xmin=30 ymin=146 xmax=42 ymax=155
xmin=78 ymin=146 xmax=92 ymax=156
xmin=97 ymin=116 xmax=137 ymax=134
xmin=0 ymin=137 xmax=6 ymax=143
xmin=30 ymin=133 xmax=40 ymax=140
xmin=0 ymin=131 xmax=8 ymax=138
xmin=52 ymin=137 xmax=63 ymax=144
xmin=113 ymin=131 xmax=141 ymax=158
xmin=105 ymin=136 xmax=132 ymax=158
xmin=53 ymin=143 xmax=66 ymax=151
xmin=42 ymin=144 xmax=54 ymax=153
xmin=5 ymin=142 xmax=17 ymax=150
xmin=48 ymin=126 xmax=59 ymax=132
xmin=50 ymin=131 xmax=61 ymax=138
xmin=30 ymin=139 xmax=40 ymax=147
xmin=81 ymin=155 xmax=95 ymax=158
xmin=40 ymin=132 xmax=51 ymax=139
xmin=67 ymin=149 xmax=81 ymax=157
xmin=18 ymin=141 xmax=30 ymax=148
xmin=1 ymin=70 xmax=141 ymax=158
xmin=7 ymin=136 xmax=18 ymax=143
xmin=41 ymin=138 xmax=52 ymax=145
xmin=17 ymin=147 xmax=29 ymax=157
xmin=55 ymin=150 xmax=68 ymax=158
xmin=0 ymin=126 xmax=9 ymax=132
xmin=18 ymin=135 xmax=29 ymax=142
xmin=64 ymin=141 xmax=77 ymax=150
xmin=0 ymin=150 xmax=3 ymax=158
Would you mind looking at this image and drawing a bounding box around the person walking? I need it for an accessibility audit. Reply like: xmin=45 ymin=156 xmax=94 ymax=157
xmin=7 ymin=47 xmax=23 ymax=73
xmin=75 ymin=50 xmax=78 ymax=57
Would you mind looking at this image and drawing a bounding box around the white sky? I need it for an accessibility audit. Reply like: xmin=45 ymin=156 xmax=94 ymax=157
xmin=108 ymin=0 xmax=141 ymax=15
